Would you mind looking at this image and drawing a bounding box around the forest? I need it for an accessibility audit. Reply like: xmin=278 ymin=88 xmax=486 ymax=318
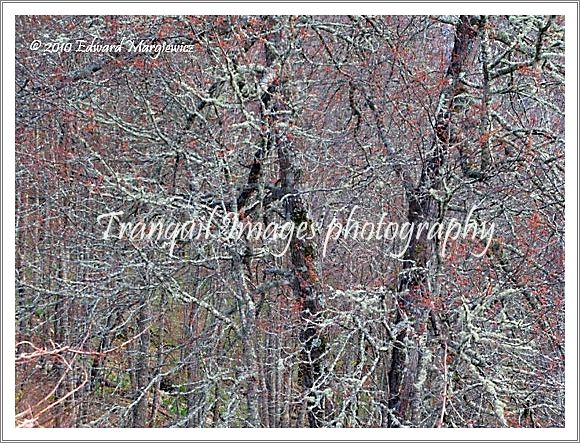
xmin=15 ymin=15 xmax=564 ymax=428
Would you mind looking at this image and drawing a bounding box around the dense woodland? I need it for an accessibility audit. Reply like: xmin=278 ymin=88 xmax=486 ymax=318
xmin=15 ymin=15 xmax=564 ymax=427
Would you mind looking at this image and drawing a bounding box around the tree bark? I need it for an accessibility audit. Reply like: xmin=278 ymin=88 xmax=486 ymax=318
xmin=387 ymin=15 xmax=481 ymax=427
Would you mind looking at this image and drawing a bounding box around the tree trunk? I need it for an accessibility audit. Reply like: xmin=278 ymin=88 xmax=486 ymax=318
xmin=387 ymin=15 xmax=481 ymax=427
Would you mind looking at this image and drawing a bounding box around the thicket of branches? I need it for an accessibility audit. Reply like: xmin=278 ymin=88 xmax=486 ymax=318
xmin=15 ymin=15 xmax=564 ymax=428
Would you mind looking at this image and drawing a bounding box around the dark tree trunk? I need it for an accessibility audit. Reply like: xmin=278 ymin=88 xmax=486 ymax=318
xmin=387 ymin=15 xmax=481 ymax=427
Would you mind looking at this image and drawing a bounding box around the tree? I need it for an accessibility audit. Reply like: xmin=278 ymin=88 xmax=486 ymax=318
xmin=15 ymin=14 xmax=564 ymax=428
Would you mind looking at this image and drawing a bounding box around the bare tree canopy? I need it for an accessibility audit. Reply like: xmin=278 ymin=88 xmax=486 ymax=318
xmin=14 ymin=14 xmax=564 ymax=429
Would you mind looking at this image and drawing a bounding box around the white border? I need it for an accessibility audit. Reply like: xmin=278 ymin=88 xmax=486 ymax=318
xmin=2 ymin=2 xmax=578 ymax=441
